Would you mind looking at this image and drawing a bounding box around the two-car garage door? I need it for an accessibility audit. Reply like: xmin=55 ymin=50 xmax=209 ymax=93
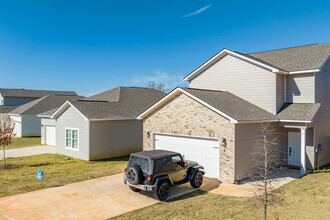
xmin=154 ymin=134 xmax=219 ymax=179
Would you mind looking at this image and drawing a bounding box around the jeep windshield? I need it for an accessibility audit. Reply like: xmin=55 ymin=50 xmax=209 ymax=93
xmin=129 ymin=156 xmax=149 ymax=172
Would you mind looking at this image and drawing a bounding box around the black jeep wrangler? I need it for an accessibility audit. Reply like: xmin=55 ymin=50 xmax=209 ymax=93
xmin=124 ymin=150 xmax=205 ymax=201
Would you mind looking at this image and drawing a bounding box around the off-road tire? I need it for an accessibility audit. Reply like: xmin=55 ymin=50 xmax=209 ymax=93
xmin=190 ymin=170 xmax=203 ymax=188
xmin=154 ymin=181 xmax=171 ymax=201
xmin=126 ymin=166 xmax=142 ymax=185
xmin=129 ymin=185 xmax=141 ymax=192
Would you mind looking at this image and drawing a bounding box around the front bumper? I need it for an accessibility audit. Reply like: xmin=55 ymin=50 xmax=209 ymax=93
xmin=124 ymin=175 xmax=157 ymax=192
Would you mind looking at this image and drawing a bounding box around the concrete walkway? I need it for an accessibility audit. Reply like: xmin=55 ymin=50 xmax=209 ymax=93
xmin=0 ymin=173 xmax=218 ymax=220
xmin=0 ymin=145 xmax=56 ymax=160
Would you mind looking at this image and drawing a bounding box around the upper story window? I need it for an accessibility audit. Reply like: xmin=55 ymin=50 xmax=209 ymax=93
xmin=65 ymin=128 xmax=79 ymax=150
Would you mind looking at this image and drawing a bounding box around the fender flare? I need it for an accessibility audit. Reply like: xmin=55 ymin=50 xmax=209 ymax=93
xmin=154 ymin=175 xmax=173 ymax=186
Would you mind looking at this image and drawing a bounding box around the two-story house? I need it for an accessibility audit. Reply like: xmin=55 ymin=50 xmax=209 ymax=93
xmin=0 ymin=88 xmax=77 ymax=113
xmin=137 ymin=43 xmax=330 ymax=183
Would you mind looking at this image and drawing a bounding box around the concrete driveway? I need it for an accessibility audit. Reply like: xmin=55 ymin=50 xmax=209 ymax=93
xmin=0 ymin=145 xmax=56 ymax=160
xmin=0 ymin=173 xmax=218 ymax=220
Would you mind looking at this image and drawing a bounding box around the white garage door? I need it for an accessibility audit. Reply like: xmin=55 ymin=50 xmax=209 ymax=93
xmin=45 ymin=126 xmax=56 ymax=146
xmin=13 ymin=122 xmax=21 ymax=137
xmin=154 ymin=134 xmax=219 ymax=179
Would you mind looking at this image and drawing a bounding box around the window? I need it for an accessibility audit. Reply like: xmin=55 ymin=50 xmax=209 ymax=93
xmin=129 ymin=156 xmax=149 ymax=172
xmin=65 ymin=128 xmax=79 ymax=150
xmin=153 ymin=157 xmax=170 ymax=174
xmin=171 ymin=155 xmax=182 ymax=167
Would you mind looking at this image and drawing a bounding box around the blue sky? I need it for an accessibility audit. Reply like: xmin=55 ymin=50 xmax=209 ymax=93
xmin=0 ymin=0 xmax=329 ymax=96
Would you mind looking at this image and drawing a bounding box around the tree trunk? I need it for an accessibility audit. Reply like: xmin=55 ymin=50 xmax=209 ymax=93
xmin=2 ymin=145 xmax=5 ymax=169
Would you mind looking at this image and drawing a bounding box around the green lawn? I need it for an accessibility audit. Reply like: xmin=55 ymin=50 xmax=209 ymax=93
xmin=6 ymin=137 xmax=42 ymax=149
xmin=114 ymin=164 xmax=330 ymax=220
xmin=0 ymin=154 xmax=128 ymax=198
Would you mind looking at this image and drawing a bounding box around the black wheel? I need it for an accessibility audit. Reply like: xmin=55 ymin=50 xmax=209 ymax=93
xmin=129 ymin=185 xmax=141 ymax=192
xmin=154 ymin=181 xmax=171 ymax=201
xmin=126 ymin=166 xmax=142 ymax=185
xmin=190 ymin=171 xmax=203 ymax=188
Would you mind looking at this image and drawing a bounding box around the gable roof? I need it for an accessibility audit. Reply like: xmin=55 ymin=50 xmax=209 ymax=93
xmin=0 ymin=88 xmax=77 ymax=98
xmin=184 ymin=42 xmax=330 ymax=81
xmin=249 ymin=43 xmax=330 ymax=72
xmin=137 ymin=87 xmax=321 ymax=123
xmin=10 ymin=95 xmax=84 ymax=116
xmin=51 ymin=87 xmax=166 ymax=121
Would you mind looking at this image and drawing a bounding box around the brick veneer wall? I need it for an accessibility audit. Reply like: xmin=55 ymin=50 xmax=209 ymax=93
xmin=143 ymin=93 xmax=235 ymax=183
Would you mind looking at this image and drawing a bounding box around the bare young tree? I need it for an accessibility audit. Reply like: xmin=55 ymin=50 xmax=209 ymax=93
xmin=249 ymin=123 xmax=285 ymax=220
xmin=0 ymin=114 xmax=15 ymax=169
xmin=147 ymin=81 xmax=166 ymax=92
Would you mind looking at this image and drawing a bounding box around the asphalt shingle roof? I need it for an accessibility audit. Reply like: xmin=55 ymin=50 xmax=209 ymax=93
xmin=180 ymin=88 xmax=277 ymax=121
xmin=0 ymin=106 xmax=18 ymax=114
xmin=69 ymin=87 xmax=166 ymax=120
xmin=178 ymin=88 xmax=320 ymax=122
xmin=10 ymin=95 xmax=84 ymax=116
xmin=0 ymin=88 xmax=77 ymax=98
xmin=276 ymin=103 xmax=321 ymax=121
xmin=248 ymin=42 xmax=330 ymax=72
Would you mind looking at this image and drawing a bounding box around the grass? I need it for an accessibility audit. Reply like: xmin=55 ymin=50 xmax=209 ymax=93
xmin=114 ymin=164 xmax=330 ymax=220
xmin=4 ymin=137 xmax=42 ymax=149
xmin=0 ymin=153 xmax=128 ymax=198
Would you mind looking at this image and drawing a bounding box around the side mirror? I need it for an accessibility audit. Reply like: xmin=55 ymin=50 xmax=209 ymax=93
xmin=177 ymin=161 xmax=184 ymax=167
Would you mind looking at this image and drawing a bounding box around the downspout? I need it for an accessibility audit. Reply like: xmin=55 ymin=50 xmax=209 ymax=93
xmin=284 ymin=75 xmax=287 ymax=103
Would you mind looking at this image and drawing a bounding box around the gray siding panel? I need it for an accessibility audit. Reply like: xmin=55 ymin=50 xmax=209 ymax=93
xmin=3 ymin=97 xmax=37 ymax=106
xmin=189 ymin=54 xmax=277 ymax=114
xmin=313 ymin=59 xmax=330 ymax=167
xmin=235 ymin=123 xmax=284 ymax=180
xmin=41 ymin=118 xmax=56 ymax=145
xmin=276 ymin=74 xmax=284 ymax=113
xmin=286 ymin=73 xmax=315 ymax=103
xmin=21 ymin=116 xmax=41 ymax=136
xmin=89 ymin=120 xmax=142 ymax=160
xmin=55 ymin=106 xmax=90 ymax=160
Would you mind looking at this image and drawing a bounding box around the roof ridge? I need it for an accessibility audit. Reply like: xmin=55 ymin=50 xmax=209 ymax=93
xmin=248 ymin=43 xmax=328 ymax=54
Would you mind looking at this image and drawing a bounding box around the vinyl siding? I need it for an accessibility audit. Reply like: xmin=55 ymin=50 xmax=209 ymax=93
xmin=234 ymin=123 xmax=284 ymax=180
xmin=41 ymin=118 xmax=56 ymax=145
xmin=313 ymin=58 xmax=330 ymax=167
xmin=11 ymin=115 xmax=22 ymax=137
xmin=286 ymin=73 xmax=315 ymax=103
xmin=276 ymin=74 xmax=284 ymax=113
xmin=55 ymin=106 xmax=90 ymax=160
xmin=21 ymin=116 xmax=41 ymax=136
xmin=189 ymin=54 xmax=277 ymax=114
xmin=89 ymin=120 xmax=142 ymax=160
xmin=3 ymin=97 xmax=37 ymax=106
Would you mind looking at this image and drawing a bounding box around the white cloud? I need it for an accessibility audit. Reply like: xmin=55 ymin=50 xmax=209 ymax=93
xmin=183 ymin=4 xmax=212 ymax=18
xmin=131 ymin=70 xmax=187 ymax=91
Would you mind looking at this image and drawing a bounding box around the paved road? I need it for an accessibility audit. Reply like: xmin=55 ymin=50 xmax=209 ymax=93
xmin=0 ymin=145 xmax=56 ymax=160
xmin=0 ymin=173 xmax=218 ymax=220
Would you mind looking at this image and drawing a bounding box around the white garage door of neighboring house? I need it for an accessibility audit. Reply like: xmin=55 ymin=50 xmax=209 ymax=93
xmin=45 ymin=126 xmax=56 ymax=146
xmin=13 ymin=121 xmax=21 ymax=137
xmin=154 ymin=134 xmax=220 ymax=179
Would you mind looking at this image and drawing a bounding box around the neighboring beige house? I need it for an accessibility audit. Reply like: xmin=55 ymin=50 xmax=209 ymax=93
xmin=51 ymin=87 xmax=165 ymax=160
xmin=138 ymin=43 xmax=330 ymax=183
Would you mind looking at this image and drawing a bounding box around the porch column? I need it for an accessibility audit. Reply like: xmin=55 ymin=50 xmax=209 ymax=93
xmin=300 ymin=128 xmax=306 ymax=175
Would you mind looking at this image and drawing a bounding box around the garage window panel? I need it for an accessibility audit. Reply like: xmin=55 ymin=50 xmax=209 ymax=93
xmin=65 ymin=128 xmax=79 ymax=150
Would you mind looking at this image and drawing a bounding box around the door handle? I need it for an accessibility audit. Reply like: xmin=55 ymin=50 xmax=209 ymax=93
xmin=289 ymin=147 xmax=292 ymax=156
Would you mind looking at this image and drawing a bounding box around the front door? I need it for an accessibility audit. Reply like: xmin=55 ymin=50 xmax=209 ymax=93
xmin=288 ymin=132 xmax=301 ymax=166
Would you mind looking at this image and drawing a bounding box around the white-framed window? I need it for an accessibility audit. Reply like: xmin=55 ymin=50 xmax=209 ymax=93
xmin=65 ymin=128 xmax=79 ymax=150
